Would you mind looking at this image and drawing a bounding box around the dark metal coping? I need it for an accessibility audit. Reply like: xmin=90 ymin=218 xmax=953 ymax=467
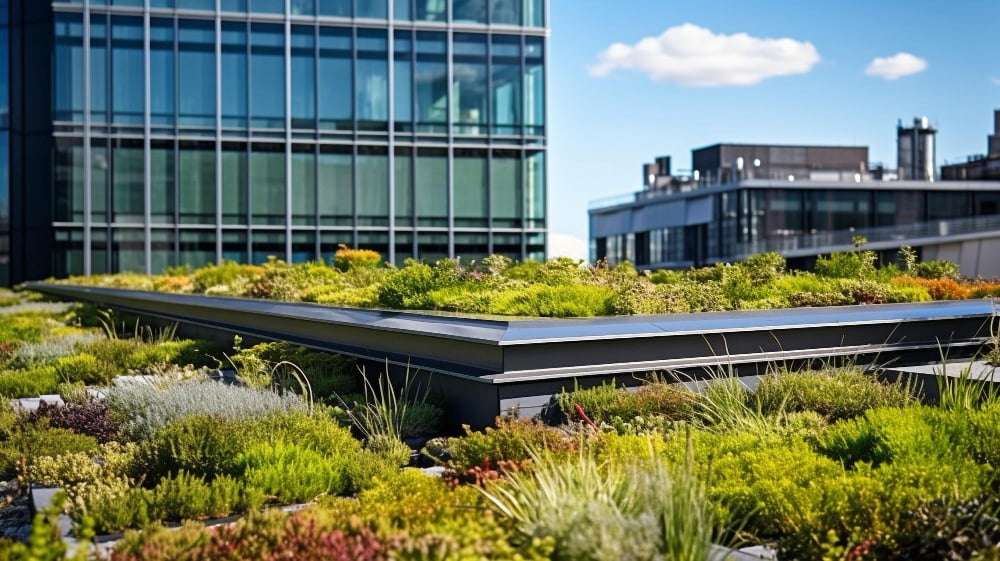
xmin=26 ymin=282 xmax=998 ymax=384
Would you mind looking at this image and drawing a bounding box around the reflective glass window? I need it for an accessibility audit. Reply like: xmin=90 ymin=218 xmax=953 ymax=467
xmin=179 ymin=140 xmax=216 ymax=224
xmin=91 ymin=139 xmax=109 ymax=222
xmin=525 ymin=0 xmax=544 ymax=27
xmin=223 ymin=231 xmax=248 ymax=262
xmin=928 ymin=192 xmax=971 ymax=221
xmin=493 ymin=233 xmax=520 ymax=261
xmin=222 ymin=141 xmax=248 ymax=224
xmin=54 ymin=139 xmax=85 ymax=222
xmin=222 ymin=23 xmax=248 ymax=128
xmin=357 ymin=29 xmax=388 ymax=131
xmin=452 ymin=34 xmax=487 ymax=135
xmin=394 ymin=231 xmax=414 ymax=266
xmin=252 ymin=231 xmax=284 ymax=264
xmin=179 ymin=20 xmax=216 ymax=127
xmin=453 ymin=149 xmax=487 ymax=227
xmin=318 ymin=0 xmax=351 ymax=17
xmin=393 ymin=31 xmax=413 ymax=132
xmin=416 ymin=147 xmax=447 ymax=227
xmin=151 ymin=230 xmax=174 ymax=273
xmin=111 ymin=16 xmax=144 ymax=125
xmin=150 ymin=19 xmax=174 ymax=126
xmin=808 ymin=190 xmax=869 ymax=231
xmin=415 ymin=0 xmax=446 ymax=21
xmin=292 ymin=231 xmax=316 ymax=263
xmin=251 ymin=142 xmax=285 ymax=225
xmin=291 ymin=26 xmax=316 ymax=129
xmin=453 ymin=0 xmax=486 ymax=23
xmin=318 ymin=144 xmax=352 ymax=225
xmin=418 ymin=232 xmax=448 ymax=263
xmin=250 ymin=24 xmax=285 ymax=129
xmin=221 ymin=0 xmax=247 ymax=12
xmin=90 ymin=15 xmax=108 ymax=122
xmin=357 ymin=146 xmax=388 ymax=226
xmin=492 ymin=35 xmax=521 ymax=135
xmin=290 ymin=0 xmax=315 ymax=16
xmin=92 ymin=229 xmax=108 ymax=275
xmin=112 ymin=229 xmax=145 ymax=273
xmin=318 ymin=27 xmax=352 ymax=130
xmin=415 ymin=32 xmax=447 ymax=133
xmin=525 ymin=150 xmax=544 ymax=227
xmin=492 ymin=149 xmax=521 ymax=227
xmin=250 ymin=0 xmax=284 ymax=14
xmin=490 ymin=0 xmax=520 ymax=25
xmin=179 ymin=230 xmax=216 ymax=269
xmin=357 ymin=232 xmax=388 ymax=262
xmin=178 ymin=0 xmax=215 ymax=9
xmin=150 ymin=139 xmax=175 ymax=224
xmin=54 ymin=13 xmax=84 ymax=122
xmin=455 ymin=233 xmax=488 ymax=262
xmin=291 ymin=145 xmax=316 ymax=225
xmin=394 ymin=0 xmax=412 ymax=20
xmin=358 ymin=0 xmax=387 ymax=19
xmin=526 ymin=232 xmax=545 ymax=262
xmin=111 ymin=138 xmax=144 ymax=223
xmin=525 ymin=36 xmax=544 ymax=135
xmin=394 ymin=147 xmax=413 ymax=226
xmin=54 ymin=230 xmax=85 ymax=279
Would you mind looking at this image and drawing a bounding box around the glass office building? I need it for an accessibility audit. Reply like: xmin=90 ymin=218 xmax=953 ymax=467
xmin=5 ymin=0 xmax=547 ymax=283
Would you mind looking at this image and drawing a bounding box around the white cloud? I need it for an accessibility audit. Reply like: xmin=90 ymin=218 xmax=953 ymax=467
xmin=547 ymin=232 xmax=590 ymax=262
xmin=864 ymin=52 xmax=927 ymax=80
xmin=588 ymin=23 xmax=821 ymax=87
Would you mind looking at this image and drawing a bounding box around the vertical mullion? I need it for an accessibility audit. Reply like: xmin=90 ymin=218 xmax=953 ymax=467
xmin=173 ymin=17 xmax=180 ymax=266
xmin=351 ymin=26 xmax=358 ymax=249
xmin=245 ymin=20 xmax=253 ymax=261
xmin=313 ymin=26 xmax=320 ymax=260
xmin=284 ymin=0 xmax=292 ymax=262
xmin=486 ymin=31 xmax=493 ymax=255
xmin=446 ymin=23 xmax=454 ymax=258
xmin=83 ymin=4 xmax=92 ymax=275
xmin=215 ymin=0 xmax=223 ymax=264
xmin=143 ymin=0 xmax=152 ymax=274
xmin=387 ymin=0 xmax=395 ymax=264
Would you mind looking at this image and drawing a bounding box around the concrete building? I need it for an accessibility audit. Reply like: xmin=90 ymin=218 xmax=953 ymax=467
xmin=3 ymin=0 xmax=549 ymax=285
xmin=897 ymin=116 xmax=937 ymax=181
xmin=941 ymin=110 xmax=1000 ymax=181
xmin=590 ymin=140 xmax=1000 ymax=277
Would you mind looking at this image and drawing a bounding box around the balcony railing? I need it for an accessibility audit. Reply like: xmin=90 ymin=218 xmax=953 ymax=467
xmin=733 ymin=213 xmax=1000 ymax=258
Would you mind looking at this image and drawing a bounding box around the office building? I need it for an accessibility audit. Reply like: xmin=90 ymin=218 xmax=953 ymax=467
xmin=941 ymin=110 xmax=1000 ymax=181
xmin=590 ymin=139 xmax=1000 ymax=277
xmin=4 ymin=0 xmax=548 ymax=285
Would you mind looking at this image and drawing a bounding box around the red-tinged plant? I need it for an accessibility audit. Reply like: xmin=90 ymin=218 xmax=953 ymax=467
xmin=441 ymin=458 xmax=532 ymax=489
xmin=893 ymin=276 xmax=970 ymax=300
xmin=29 ymin=401 xmax=120 ymax=443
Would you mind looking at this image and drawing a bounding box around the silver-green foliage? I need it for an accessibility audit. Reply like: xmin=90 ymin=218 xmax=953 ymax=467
xmin=10 ymin=332 xmax=104 ymax=369
xmin=106 ymin=379 xmax=306 ymax=440
xmin=480 ymin=444 xmax=717 ymax=561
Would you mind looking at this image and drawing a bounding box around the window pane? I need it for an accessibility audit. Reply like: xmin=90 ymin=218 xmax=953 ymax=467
xmin=112 ymin=139 xmax=144 ymax=223
xmin=250 ymin=0 xmax=284 ymax=14
xmin=492 ymin=149 xmax=521 ymax=227
xmin=394 ymin=0 xmax=411 ymax=20
xmin=251 ymin=24 xmax=285 ymax=128
xmin=222 ymin=142 xmax=248 ymax=224
xmin=357 ymin=29 xmax=388 ymax=131
xmin=454 ymin=149 xmax=487 ymax=227
xmin=292 ymin=231 xmax=316 ymax=263
xmin=453 ymin=0 xmax=486 ymax=24
xmin=491 ymin=0 xmax=520 ymax=25
xmin=394 ymin=147 xmax=413 ymax=226
xmin=150 ymin=140 xmax=175 ymax=224
xmin=318 ymin=145 xmax=352 ymax=226
xmin=179 ymin=141 xmax=216 ymax=224
xmin=292 ymin=146 xmax=316 ymax=225
xmin=453 ymin=34 xmax=486 ymax=135
xmin=151 ymin=230 xmax=174 ymax=273
xmin=525 ymin=0 xmax=543 ymax=26
xmin=318 ymin=0 xmax=350 ymax=17
xmin=54 ymin=139 xmax=85 ymax=222
xmin=111 ymin=16 xmax=144 ymax=125
xmin=525 ymin=37 xmax=544 ymax=135
xmin=92 ymin=139 xmax=109 ymax=221
xmin=252 ymin=231 xmax=284 ymax=263
xmin=221 ymin=0 xmax=247 ymax=12
xmin=393 ymin=31 xmax=412 ymax=131
xmin=223 ymin=230 xmax=247 ymax=262
xmin=178 ymin=0 xmax=215 ymax=9
xmin=357 ymin=146 xmax=388 ymax=226
xmin=319 ymin=27 xmax=352 ymax=130
xmin=290 ymin=0 xmax=315 ymax=16
xmin=526 ymin=150 xmax=544 ymax=226
xmin=179 ymin=230 xmax=216 ymax=269
xmin=492 ymin=36 xmax=521 ymax=135
xmin=415 ymin=32 xmax=447 ymax=133
xmin=90 ymin=15 xmax=108 ymax=122
xmin=418 ymin=232 xmax=448 ymax=263
xmin=179 ymin=20 xmax=216 ymax=127
xmin=222 ymin=23 xmax=248 ymax=128
xmin=357 ymin=0 xmax=387 ymax=19
xmin=113 ymin=229 xmax=145 ymax=273
xmin=150 ymin=19 xmax=175 ymax=125
xmin=416 ymin=147 xmax=447 ymax=227
xmin=54 ymin=13 xmax=84 ymax=122
xmin=291 ymin=26 xmax=316 ymax=129
xmin=455 ymin=233 xmax=488 ymax=262
xmin=415 ymin=0 xmax=446 ymax=21
xmin=251 ymin=143 xmax=285 ymax=225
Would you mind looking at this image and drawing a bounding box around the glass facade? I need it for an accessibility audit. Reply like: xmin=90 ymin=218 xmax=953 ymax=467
xmin=43 ymin=0 xmax=546 ymax=276
xmin=596 ymin=187 xmax=1000 ymax=268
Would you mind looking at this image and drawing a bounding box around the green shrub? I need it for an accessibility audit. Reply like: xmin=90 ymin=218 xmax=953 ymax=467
xmin=0 ymin=366 xmax=60 ymax=398
xmin=53 ymin=353 xmax=108 ymax=385
xmin=0 ymin=314 xmax=50 ymax=344
xmin=558 ymin=380 xmax=696 ymax=426
xmin=192 ymin=261 xmax=265 ymax=293
xmin=814 ymin=249 xmax=877 ymax=279
xmin=755 ymin=368 xmax=916 ymax=421
xmin=377 ymin=261 xmax=436 ymax=309
xmin=487 ymin=284 xmax=614 ymax=317
xmin=140 ymin=415 xmax=252 ymax=482
xmin=238 ymin=441 xmax=353 ymax=504
xmin=913 ymin=260 xmax=961 ymax=280
xmin=443 ymin=417 xmax=576 ymax=471
xmin=333 ymin=245 xmax=382 ymax=271
xmin=230 ymin=342 xmax=358 ymax=401
xmin=0 ymin=422 xmax=99 ymax=475
xmin=654 ymin=280 xmax=729 ymax=313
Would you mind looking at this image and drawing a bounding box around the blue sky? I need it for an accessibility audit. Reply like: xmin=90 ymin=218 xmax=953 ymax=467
xmin=546 ymin=0 xmax=1000 ymax=258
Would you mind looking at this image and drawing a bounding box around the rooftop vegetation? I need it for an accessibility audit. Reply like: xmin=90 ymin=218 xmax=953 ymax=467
xmin=54 ymin=244 xmax=1000 ymax=318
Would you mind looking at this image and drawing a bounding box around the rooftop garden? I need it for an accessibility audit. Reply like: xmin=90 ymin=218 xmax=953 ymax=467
xmin=53 ymin=242 xmax=1000 ymax=318
xmin=0 ymin=285 xmax=1000 ymax=559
